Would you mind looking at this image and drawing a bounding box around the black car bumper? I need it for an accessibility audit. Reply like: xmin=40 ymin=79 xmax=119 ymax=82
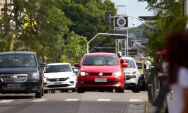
xmin=0 ymin=82 xmax=42 ymax=93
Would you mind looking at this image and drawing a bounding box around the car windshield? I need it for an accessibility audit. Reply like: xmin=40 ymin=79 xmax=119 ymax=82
xmin=82 ymin=55 xmax=118 ymax=66
xmin=0 ymin=54 xmax=37 ymax=68
xmin=45 ymin=64 xmax=72 ymax=73
xmin=125 ymin=59 xmax=136 ymax=68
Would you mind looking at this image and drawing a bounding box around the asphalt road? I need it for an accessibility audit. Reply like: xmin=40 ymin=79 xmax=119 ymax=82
xmin=0 ymin=90 xmax=148 ymax=113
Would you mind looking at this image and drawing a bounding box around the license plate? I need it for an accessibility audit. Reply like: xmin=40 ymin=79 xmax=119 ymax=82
xmin=54 ymin=82 xmax=62 ymax=85
xmin=95 ymin=78 xmax=107 ymax=83
xmin=7 ymin=84 xmax=21 ymax=88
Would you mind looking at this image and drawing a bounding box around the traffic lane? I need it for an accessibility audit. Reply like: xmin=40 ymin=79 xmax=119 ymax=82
xmin=43 ymin=90 xmax=148 ymax=102
xmin=0 ymin=90 xmax=148 ymax=102
xmin=0 ymin=101 xmax=130 ymax=113
xmin=0 ymin=90 xmax=147 ymax=113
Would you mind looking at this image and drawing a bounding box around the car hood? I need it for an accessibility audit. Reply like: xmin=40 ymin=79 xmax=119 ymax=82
xmin=124 ymin=68 xmax=138 ymax=74
xmin=44 ymin=72 xmax=74 ymax=78
xmin=81 ymin=66 xmax=120 ymax=73
xmin=0 ymin=67 xmax=38 ymax=74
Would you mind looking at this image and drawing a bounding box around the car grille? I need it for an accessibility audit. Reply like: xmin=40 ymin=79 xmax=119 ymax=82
xmin=126 ymin=75 xmax=136 ymax=80
xmin=87 ymin=72 xmax=112 ymax=76
xmin=0 ymin=74 xmax=28 ymax=82
xmin=47 ymin=77 xmax=69 ymax=82
xmin=83 ymin=81 xmax=118 ymax=85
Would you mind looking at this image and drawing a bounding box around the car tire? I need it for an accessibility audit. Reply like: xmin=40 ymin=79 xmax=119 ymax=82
xmin=132 ymin=83 xmax=140 ymax=93
xmin=77 ymin=88 xmax=84 ymax=93
xmin=42 ymin=88 xmax=44 ymax=96
xmin=108 ymin=89 xmax=113 ymax=92
xmin=115 ymin=88 xmax=124 ymax=93
xmin=35 ymin=89 xmax=43 ymax=98
xmin=139 ymin=76 xmax=146 ymax=91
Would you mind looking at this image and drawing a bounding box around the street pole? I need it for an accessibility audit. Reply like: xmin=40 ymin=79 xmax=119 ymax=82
xmin=126 ymin=30 xmax=128 ymax=56
xmin=87 ymin=33 xmax=127 ymax=53
xmin=185 ymin=0 xmax=188 ymax=29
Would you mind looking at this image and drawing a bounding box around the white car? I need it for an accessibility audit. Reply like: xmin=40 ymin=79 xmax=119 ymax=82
xmin=121 ymin=57 xmax=142 ymax=92
xmin=44 ymin=63 xmax=76 ymax=92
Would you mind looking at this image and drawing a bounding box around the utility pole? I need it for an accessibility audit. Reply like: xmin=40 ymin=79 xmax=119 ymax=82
xmin=185 ymin=0 xmax=188 ymax=29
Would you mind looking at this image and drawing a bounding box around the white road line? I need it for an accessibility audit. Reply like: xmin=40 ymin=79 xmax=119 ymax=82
xmin=0 ymin=100 xmax=14 ymax=104
xmin=31 ymin=99 xmax=47 ymax=102
xmin=64 ymin=98 xmax=79 ymax=101
xmin=129 ymin=99 xmax=144 ymax=102
xmin=97 ymin=98 xmax=111 ymax=101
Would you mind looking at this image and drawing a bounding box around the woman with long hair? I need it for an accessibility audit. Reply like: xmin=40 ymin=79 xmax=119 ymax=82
xmin=166 ymin=31 xmax=188 ymax=113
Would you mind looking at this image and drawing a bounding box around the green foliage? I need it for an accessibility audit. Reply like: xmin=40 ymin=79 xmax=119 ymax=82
xmin=137 ymin=0 xmax=185 ymax=57
xmin=0 ymin=0 xmax=116 ymax=63
xmin=61 ymin=0 xmax=116 ymax=39
xmin=61 ymin=32 xmax=87 ymax=64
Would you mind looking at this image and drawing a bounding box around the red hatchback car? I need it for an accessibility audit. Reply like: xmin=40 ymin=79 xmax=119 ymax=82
xmin=75 ymin=52 xmax=127 ymax=93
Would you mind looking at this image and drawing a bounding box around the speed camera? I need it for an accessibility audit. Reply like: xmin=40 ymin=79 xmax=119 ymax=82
xmin=114 ymin=16 xmax=128 ymax=28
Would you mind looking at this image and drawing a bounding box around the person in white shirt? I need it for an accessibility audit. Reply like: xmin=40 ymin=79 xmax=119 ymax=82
xmin=166 ymin=31 xmax=188 ymax=113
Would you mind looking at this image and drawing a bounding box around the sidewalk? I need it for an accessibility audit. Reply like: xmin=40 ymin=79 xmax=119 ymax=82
xmin=127 ymin=102 xmax=148 ymax=113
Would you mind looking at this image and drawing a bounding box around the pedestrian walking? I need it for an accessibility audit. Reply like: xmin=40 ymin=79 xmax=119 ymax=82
xmin=166 ymin=31 xmax=188 ymax=113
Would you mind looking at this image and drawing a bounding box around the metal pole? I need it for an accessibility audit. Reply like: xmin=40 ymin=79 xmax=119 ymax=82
xmin=126 ymin=30 xmax=129 ymax=56
xmin=87 ymin=33 xmax=127 ymax=53
xmin=185 ymin=0 xmax=188 ymax=29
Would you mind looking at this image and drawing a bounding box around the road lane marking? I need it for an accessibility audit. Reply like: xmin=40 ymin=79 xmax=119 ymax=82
xmin=64 ymin=98 xmax=79 ymax=101
xmin=31 ymin=99 xmax=47 ymax=102
xmin=97 ymin=98 xmax=111 ymax=101
xmin=0 ymin=100 xmax=14 ymax=104
xmin=129 ymin=99 xmax=144 ymax=102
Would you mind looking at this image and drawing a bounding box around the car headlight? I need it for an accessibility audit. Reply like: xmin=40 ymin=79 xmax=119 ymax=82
xmin=43 ymin=77 xmax=47 ymax=83
xmin=29 ymin=72 xmax=40 ymax=82
xmin=112 ymin=71 xmax=121 ymax=77
xmin=80 ymin=72 xmax=89 ymax=76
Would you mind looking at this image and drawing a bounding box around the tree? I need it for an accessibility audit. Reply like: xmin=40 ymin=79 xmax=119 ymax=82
xmin=60 ymin=0 xmax=116 ymax=39
xmin=138 ymin=0 xmax=185 ymax=56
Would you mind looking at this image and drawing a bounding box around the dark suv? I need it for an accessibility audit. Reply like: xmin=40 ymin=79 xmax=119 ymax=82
xmin=0 ymin=51 xmax=44 ymax=98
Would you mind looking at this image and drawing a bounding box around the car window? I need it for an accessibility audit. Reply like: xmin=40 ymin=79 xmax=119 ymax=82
xmin=45 ymin=64 xmax=72 ymax=73
xmin=137 ymin=63 xmax=142 ymax=69
xmin=125 ymin=59 xmax=136 ymax=68
xmin=0 ymin=54 xmax=37 ymax=67
xmin=82 ymin=55 xmax=118 ymax=66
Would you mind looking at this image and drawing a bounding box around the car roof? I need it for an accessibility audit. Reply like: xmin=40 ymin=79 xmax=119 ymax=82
xmin=0 ymin=51 xmax=35 ymax=55
xmin=121 ymin=56 xmax=135 ymax=60
xmin=47 ymin=63 xmax=71 ymax=66
xmin=85 ymin=52 xmax=118 ymax=56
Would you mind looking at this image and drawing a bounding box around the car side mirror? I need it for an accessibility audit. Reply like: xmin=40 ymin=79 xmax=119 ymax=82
xmin=122 ymin=63 xmax=128 ymax=67
xmin=39 ymin=62 xmax=46 ymax=71
xmin=73 ymin=68 xmax=79 ymax=74
xmin=120 ymin=58 xmax=125 ymax=64
xmin=74 ymin=63 xmax=80 ymax=68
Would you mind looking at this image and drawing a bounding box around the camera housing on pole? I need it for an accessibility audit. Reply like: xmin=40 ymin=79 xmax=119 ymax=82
xmin=114 ymin=15 xmax=128 ymax=30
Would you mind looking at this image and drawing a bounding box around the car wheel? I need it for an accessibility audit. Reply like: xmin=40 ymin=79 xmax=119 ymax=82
xmin=139 ymin=77 xmax=146 ymax=91
xmin=72 ymin=89 xmax=76 ymax=92
xmin=132 ymin=84 xmax=140 ymax=93
xmin=108 ymin=89 xmax=113 ymax=92
xmin=77 ymin=88 xmax=84 ymax=93
xmin=115 ymin=88 xmax=124 ymax=93
xmin=42 ymin=88 xmax=44 ymax=96
xmin=35 ymin=89 xmax=43 ymax=98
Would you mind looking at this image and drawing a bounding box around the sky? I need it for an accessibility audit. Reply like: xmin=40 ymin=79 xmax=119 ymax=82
xmin=110 ymin=0 xmax=153 ymax=27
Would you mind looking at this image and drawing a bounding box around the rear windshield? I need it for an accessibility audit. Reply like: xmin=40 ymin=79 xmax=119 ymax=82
xmin=0 ymin=54 xmax=37 ymax=68
xmin=45 ymin=64 xmax=72 ymax=73
xmin=82 ymin=55 xmax=118 ymax=66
